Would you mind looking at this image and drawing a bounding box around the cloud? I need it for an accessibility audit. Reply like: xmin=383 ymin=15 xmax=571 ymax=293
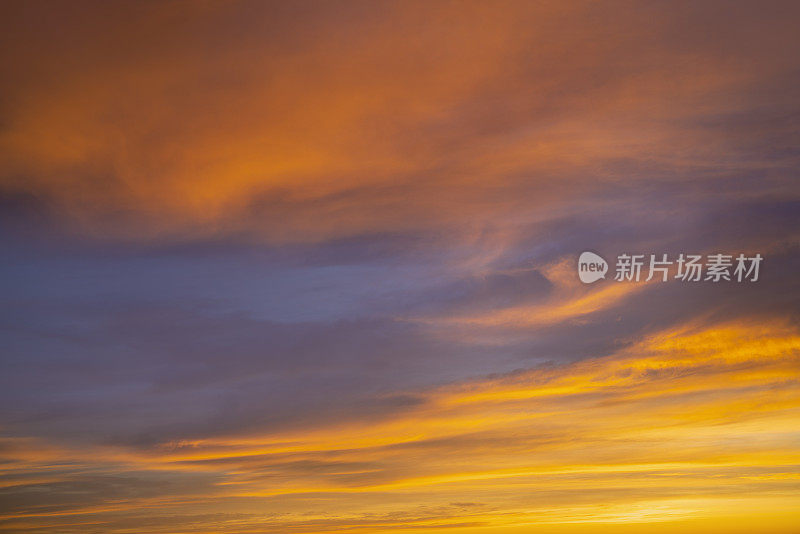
xmin=1 ymin=320 xmax=798 ymax=532
xmin=1 ymin=1 xmax=799 ymax=532
xmin=1 ymin=1 xmax=798 ymax=243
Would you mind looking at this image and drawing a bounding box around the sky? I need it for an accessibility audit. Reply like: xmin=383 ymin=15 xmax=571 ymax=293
xmin=0 ymin=1 xmax=799 ymax=532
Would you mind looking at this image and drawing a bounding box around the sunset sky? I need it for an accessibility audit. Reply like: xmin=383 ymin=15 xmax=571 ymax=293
xmin=1 ymin=1 xmax=799 ymax=532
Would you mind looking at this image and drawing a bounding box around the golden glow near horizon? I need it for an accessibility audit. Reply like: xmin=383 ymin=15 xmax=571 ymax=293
xmin=2 ymin=318 xmax=798 ymax=532
xmin=0 ymin=1 xmax=799 ymax=533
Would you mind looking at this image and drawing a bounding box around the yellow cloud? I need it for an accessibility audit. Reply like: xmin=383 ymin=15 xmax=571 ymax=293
xmin=5 ymin=320 xmax=795 ymax=531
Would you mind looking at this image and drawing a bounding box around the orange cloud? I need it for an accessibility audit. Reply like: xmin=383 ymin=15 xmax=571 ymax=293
xmin=2 ymin=1 xmax=797 ymax=243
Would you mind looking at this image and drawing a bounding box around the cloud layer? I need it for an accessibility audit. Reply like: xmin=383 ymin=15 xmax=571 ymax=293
xmin=0 ymin=1 xmax=799 ymax=532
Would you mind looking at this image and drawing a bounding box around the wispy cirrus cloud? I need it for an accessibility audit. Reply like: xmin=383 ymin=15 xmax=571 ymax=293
xmin=1 ymin=321 xmax=798 ymax=532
